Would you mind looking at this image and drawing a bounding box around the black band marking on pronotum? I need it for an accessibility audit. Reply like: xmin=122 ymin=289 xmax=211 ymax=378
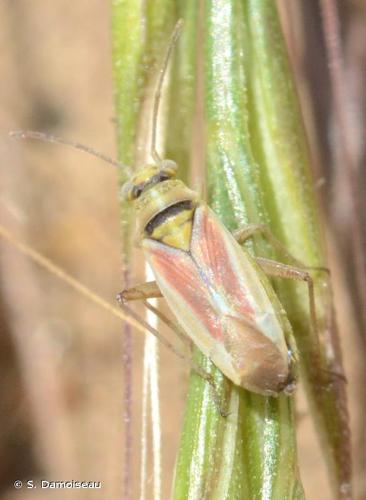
xmin=145 ymin=200 xmax=193 ymax=235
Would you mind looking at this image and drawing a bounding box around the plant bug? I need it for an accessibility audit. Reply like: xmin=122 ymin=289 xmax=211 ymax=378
xmin=5 ymin=20 xmax=323 ymax=400
xmin=114 ymin=20 xmax=324 ymax=398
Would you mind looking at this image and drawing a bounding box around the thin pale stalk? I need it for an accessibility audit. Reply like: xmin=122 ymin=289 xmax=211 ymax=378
xmin=111 ymin=2 xmax=176 ymax=498
xmin=111 ymin=4 xmax=143 ymax=497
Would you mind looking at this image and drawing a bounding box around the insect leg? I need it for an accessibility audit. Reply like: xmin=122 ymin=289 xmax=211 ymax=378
xmin=117 ymin=282 xmax=191 ymax=347
xmin=183 ymin=362 xmax=229 ymax=418
xmin=1 ymin=225 xmax=227 ymax=416
xmin=255 ymin=257 xmax=319 ymax=340
xmin=256 ymin=257 xmax=347 ymax=384
xmin=142 ymin=301 xmax=193 ymax=349
xmin=117 ymin=285 xmax=227 ymax=415
xmin=236 ymin=228 xmax=345 ymax=385
xmin=234 ymin=224 xmax=329 ymax=274
xmin=118 ymin=281 xmax=163 ymax=302
xmin=0 ymin=225 xmax=172 ymax=342
xmin=118 ymin=298 xmax=203 ymax=380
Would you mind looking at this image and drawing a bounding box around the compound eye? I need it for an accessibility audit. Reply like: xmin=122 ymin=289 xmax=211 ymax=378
xmin=120 ymin=180 xmax=136 ymax=201
xmin=132 ymin=185 xmax=143 ymax=199
xmin=160 ymin=159 xmax=178 ymax=178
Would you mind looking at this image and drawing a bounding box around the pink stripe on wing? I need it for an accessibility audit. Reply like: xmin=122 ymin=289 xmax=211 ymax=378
xmin=146 ymin=244 xmax=224 ymax=340
xmin=190 ymin=206 xmax=255 ymax=320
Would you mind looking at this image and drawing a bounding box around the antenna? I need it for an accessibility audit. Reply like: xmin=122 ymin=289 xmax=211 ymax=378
xmin=9 ymin=130 xmax=132 ymax=176
xmin=150 ymin=19 xmax=183 ymax=164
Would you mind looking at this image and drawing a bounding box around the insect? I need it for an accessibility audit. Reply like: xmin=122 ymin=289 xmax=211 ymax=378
xmin=4 ymin=21 xmax=321 ymax=400
xmin=118 ymin=166 xmax=297 ymax=396
xmin=114 ymin=21 xmax=320 ymax=398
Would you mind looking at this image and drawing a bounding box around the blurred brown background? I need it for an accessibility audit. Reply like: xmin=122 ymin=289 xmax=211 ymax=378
xmin=0 ymin=1 xmax=365 ymax=499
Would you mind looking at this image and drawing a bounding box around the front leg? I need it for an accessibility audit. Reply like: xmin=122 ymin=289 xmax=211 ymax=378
xmin=117 ymin=280 xmax=191 ymax=348
xmin=117 ymin=280 xmax=163 ymax=303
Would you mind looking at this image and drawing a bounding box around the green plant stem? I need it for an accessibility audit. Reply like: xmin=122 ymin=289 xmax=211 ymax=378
xmin=111 ymin=0 xmax=350 ymax=498
xmin=173 ymin=1 xmax=303 ymax=498
xmin=245 ymin=2 xmax=351 ymax=498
